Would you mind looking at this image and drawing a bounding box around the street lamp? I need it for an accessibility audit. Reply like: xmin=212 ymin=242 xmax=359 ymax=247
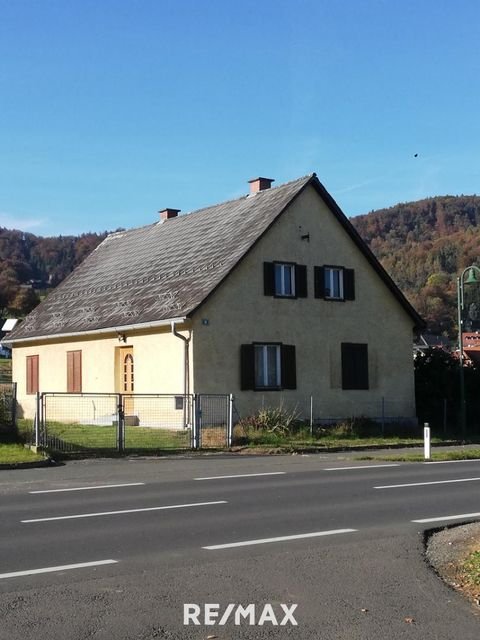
xmin=457 ymin=265 xmax=480 ymax=439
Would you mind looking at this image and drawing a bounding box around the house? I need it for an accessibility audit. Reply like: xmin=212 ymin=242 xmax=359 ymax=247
xmin=5 ymin=173 xmax=424 ymax=424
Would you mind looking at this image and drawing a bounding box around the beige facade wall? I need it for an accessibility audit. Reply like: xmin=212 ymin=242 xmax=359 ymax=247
xmin=12 ymin=323 xmax=192 ymax=423
xmin=191 ymin=184 xmax=417 ymax=421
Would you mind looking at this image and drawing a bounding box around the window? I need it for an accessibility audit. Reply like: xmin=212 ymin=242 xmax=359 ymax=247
xmin=175 ymin=396 xmax=185 ymax=410
xmin=240 ymin=343 xmax=296 ymax=390
xmin=274 ymin=263 xmax=295 ymax=297
xmin=255 ymin=344 xmax=281 ymax=388
xmin=26 ymin=355 xmax=39 ymax=395
xmin=264 ymin=262 xmax=307 ymax=298
xmin=341 ymin=343 xmax=369 ymax=390
xmin=325 ymin=267 xmax=343 ymax=299
xmin=314 ymin=266 xmax=355 ymax=301
xmin=67 ymin=350 xmax=82 ymax=393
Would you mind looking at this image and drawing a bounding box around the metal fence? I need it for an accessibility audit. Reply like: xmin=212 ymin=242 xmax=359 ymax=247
xmin=0 ymin=382 xmax=16 ymax=434
xmin=29 ymin=392 xmax=233 ymax=453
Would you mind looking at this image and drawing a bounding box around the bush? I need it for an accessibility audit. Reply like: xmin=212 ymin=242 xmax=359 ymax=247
xmin=233 ymin=404 xmax=301 ymax=444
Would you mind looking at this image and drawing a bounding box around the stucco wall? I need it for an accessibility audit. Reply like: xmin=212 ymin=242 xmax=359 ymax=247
xmin=191 ymin=184 xmax=417 ymax=421
xmin=12 ymin=324 xmax=192 ymax=420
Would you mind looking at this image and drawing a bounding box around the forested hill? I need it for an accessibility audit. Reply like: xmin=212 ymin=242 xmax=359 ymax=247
xmin=351 ymin=195 xmax=480 ymax=336
xmin=1 ymin=194 xmax=480 ymax=336
xmin=0 ymin=229 xmax=107 ymax=315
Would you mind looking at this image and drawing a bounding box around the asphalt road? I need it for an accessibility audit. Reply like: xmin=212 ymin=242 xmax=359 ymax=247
xmin=1 ymin=453 xmax=480 ymax=639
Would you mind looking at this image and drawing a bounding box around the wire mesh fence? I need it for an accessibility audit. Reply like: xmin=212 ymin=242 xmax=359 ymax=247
xmin=197 ymin=394 xmax=231 ymax=449
xmin=122 ymin=394 xmax=194 ymax=451
xmin=25 ymin=392 xmax=232 ymax=453
xmin=41 ymin=393 xmax=119 ymax=453
xmin=0 ymin=382 xmax=16 ymax=435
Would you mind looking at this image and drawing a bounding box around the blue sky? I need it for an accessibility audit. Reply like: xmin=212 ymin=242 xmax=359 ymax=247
xmin=1 ymin=0 xmax=479 ymax=236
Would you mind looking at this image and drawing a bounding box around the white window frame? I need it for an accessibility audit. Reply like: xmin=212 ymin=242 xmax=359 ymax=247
xmin=324 ymin=267 xmax=344 ymax=300
xmin=254 ymin=344 xmax=281 ymax=389
xmin=274 ymin=263 xmax=295 ymax=297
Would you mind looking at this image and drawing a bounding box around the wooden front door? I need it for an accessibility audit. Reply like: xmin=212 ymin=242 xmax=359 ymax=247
xmin=120 ymin=347 xmax=134 ymax=416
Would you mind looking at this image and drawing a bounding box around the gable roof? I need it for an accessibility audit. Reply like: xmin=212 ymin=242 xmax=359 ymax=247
xmin=6 ymin=174 xmax=424 ymax=343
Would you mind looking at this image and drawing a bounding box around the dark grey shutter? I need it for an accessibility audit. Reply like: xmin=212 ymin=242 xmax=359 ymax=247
xmin=341 ymin=343 xmax=369 ymax=390
xmin=295 ymin=264 xmax=307 ymax=298
xmin=240 ymin=344 xmax=255 ymax=390
xmin=314 ymin=266 xmax=325 ymax=298
xmin=344 ymin=269 xmax=355 ymax=300
xmin=281 ymin=344 xmax=296 ymax=389
xmin=263 ymin=262 xmax=275 ymax=296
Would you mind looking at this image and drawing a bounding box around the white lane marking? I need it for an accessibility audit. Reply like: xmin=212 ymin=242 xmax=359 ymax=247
xmin=424 ymin=459 xmax=480 ymax=465
xmin=0 ymin=559 xmax=118 ymax=580
xmin=194 ymin=472 xmax=286 ymax=481
xmin=29 ymin=482 xmax=145 ymax=494
xmin=412 ymin=512 xmax=480 ymax=524
xmin=22 ymin=501 xmax=227 ymax=523
xmin=375 ymin=477 xmax=480 ymax=489
xmin=203 ymin=528 xmax=357 ymax=550
xmin=324 ymin=464 xmax=400 ymax=471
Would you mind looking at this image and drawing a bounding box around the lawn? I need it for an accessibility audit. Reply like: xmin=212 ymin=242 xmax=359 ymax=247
xmin=17 ymin=419 xmax=192 ymax=451
xmin=0 ymin=443 xmax=45 ymax=465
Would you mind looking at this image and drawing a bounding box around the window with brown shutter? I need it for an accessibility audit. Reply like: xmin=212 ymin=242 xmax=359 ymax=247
xmin=240 ymin=343 xmax=296 ymax=390
xmin=341 ymin=343 xmax=369 ymax=390
xmin=26 ymin=355 xmax=39 ymax=395
xmin=67 ymin=350 xmax=82 ymax=393
xmin=263 ymin=261 xmax=307 ymax=298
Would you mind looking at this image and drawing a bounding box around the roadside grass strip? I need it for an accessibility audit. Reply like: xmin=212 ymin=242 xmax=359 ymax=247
xmin=375 ymin=477 xmax=480 ymax=489
xmin=0 ymin=560 xmax=118 ymax=580
xmin=30 ymin=482 xmax=145 ymax=494
xmin=203 ymin=528 xmax=357 ymax=550
xmin=194 ymin=472 xmax=286 ymax=480
xmin=412 ymin=512 xmax=480 ymax=524
xmin=22 ymin=500 xmax=227 ymax=523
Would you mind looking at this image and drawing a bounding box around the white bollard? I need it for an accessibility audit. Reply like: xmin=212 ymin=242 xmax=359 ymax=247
xmin=424 ymin=423 xmax=431 ymax=460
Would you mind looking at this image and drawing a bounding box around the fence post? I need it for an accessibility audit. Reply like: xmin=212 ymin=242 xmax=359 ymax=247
xmin=192 ymin=394 xmax=199 ymax=450
xmin=117 ymin=394 xmax=124 ymax=454
xmin=11 ymin=382 xmax=17 ymax=429
xmin=228 ymin=394 xmax=234 ymax=447
xmin=35 ymin=392 xmax=41 ymax=448
xmin=310 ymin=395 xmax=313 ymax=437
xmin=381 ymin=397 xmax=385 ymax=437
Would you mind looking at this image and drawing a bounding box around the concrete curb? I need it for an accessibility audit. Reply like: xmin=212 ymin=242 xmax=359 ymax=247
xmin=0 ymin=458 xmax=54 ymax=471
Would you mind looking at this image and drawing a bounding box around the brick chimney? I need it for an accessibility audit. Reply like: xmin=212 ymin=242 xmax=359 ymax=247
xmin=159 ymin=208 xmax=180 ymax=222
xmin=248 ymin=177 xmax=275 ymax=194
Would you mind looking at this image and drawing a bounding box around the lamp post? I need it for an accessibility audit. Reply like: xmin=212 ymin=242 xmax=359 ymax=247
xmin=457 ymin=265 xmax=480 ymax=440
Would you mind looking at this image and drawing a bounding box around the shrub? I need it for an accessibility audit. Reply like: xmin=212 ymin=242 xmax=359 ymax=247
xmin=233 ymin=404 xmax=301 ymax=444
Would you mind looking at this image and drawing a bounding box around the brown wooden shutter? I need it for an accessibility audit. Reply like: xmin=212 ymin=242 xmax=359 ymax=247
xmin=344 ymin=269 xmax=355 ymax=300
xmin=240 ymin=344 xmax=255 ymax=390
xmin=314 ymin=266 xmax=325 ymax=298
xmin=295 ymin=264 xmax=308 ymax=298
xmin=263 ymin=262 xmax=275 ymax=296
xmin=281 ymin=344 xmax=296 ymax=389
xmin=341 ymin=343 xmax=369 ymax=390
xmin=26 ymin=355 xmax=39 ymax=395
xmin=67 ymin=350 xmax=82 ymax=392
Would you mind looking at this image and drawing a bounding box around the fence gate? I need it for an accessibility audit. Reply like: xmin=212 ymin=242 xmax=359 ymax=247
xmin=196 ymin=394 xmax=233 ymax=449
xmin=121 ymin=394 xmax=194 ymax=452
xmin=34 ymin=392 xmax=232 ymax=453
xmin=39 ymin=392 xmax=119 ymax=453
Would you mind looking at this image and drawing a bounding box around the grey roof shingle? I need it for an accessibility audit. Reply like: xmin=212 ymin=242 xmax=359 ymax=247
xmin=7 ymin=173 xmax=424 ymax=342
xmin=8 ymin=175 xmax=314 ymax=341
